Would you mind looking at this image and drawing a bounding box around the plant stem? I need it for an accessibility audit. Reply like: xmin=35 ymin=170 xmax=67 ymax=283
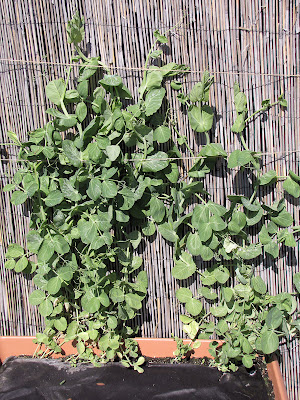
xmin=75 ymin=44 xmax=90 ymax=63
xmin=195 ymin=193 xmax=207 ymax=204
xmin=239 ymin=133 xmax=249 ymax=151
xmin=244 ymin=101 xmax=279 ymax=124
xmin=205 ymin=132 xmax=210 ymax=145
xmin=61 ymin=66 xmax=72 ymax=116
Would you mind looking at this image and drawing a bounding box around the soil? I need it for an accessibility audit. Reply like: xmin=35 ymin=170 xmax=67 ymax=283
xmin=0 ymin=356 xmax=274 ymax=400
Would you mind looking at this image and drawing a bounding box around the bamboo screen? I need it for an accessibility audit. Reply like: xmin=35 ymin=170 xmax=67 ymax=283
xmin=0 ymin=0 xmax=299 ymax=398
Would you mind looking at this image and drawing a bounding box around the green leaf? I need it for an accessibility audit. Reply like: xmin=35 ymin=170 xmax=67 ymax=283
xmin=260 ymin=331 xmax=279 ymax=354
xmin=289 ymin=170 xmax=300 ymax=183
xmin=153 ymin=29 xmax=168 ymax=43
xmin=223 ymin=287 xmax=234 ymax=302
xmin=62 ymin=140 xmax=81 ymax=167
xmin=76 ymin=102 xmax=87 ymax=122
xmin=278 ymin=94 xmax=287 ymax=107
xmin=44 ymin=190 xmax=64 ymax=207
xmin=192 ymin=204 xmax=209 ymax=225
xmin=77 ymin=219 xmax=97 ymax=244
xmin=185 ymin=298 xmax=203 ymax=316
xmin=199 ymin=287 xmax=218 ymax=300
xmin=100 ymin=74 xmax=122 ymax=87
xmin=231 ymin=113 xmax=246 ymax=133
xmin=86 ymin=297 xmax=101 ymax=313
xmin=234 ymin=284 xmax=253 ymax=299
xmin=242 ymin=355 xmax=253 ymax=369
xmin=176 ymin=288 xmax=193 ymax=303
xmin=37 ymin=240 xmax=54 ymax=262
xmin=207 ymin=201 xmax=227 ymax=216
xmin=246 ymin=208 xmax=264 ymax=226
xmin=150 ymin=50 xmax=163 ymax=59
xmin=57 ymin=266 xmax=73 ymax=281
xmin=228 ymin=150 xmax=254 ymax=168
xmin=3 ymin=183 xmax=15 ymax=192
xmin=125 ymin=293 xmax=142 ymax=309
xmin=189 ymin=72 xmax=213 ymax=102
xmin=141 ymin=151 xmax=169 ymax=172
xmin=65 ymin=89 xmax=80 ymax=102
xmin=6 ymin=243 xmax=24 ymax=258
xmin=39 ymin=299 xmax=53 ymax=317
xmin=4 ymin=259 xmax=15 ymax=270
xmin=145 ymin=70 xmax=163 ymax=90
xmin=259 ymin=170 xmax=277 ymax=185
xmin=213 ymin=266 xmax=230 ymax=284
xmin=101 ymin=181 xmax=118 ymax=198
xmin=76 ymin=341 xmax=85 ymax=355
xmin=106 ymin=145 xmax=121 ymax=161
xmin=293 ymin=272 xmax=300 ymax=293
xmin=144 ymin=88 xmax=166 ymax=116
xmin=197 ymin=223 xmax=213 ymax=242
xmin=66 ymin=11 xmax=84 ymax=44
xmin=188 ymin=105 xmax=214 ymax=132
xmin=271 ymin=210 xmax=293 ymax=227
xmin=211 ymin=305 xmax=228 ymax=317
xmin=87 ymin=178 xmax=102 ymax=201
xmin=283 ymin=177 xmax=300 ymax=198
xmin=228 ymin=211 xmax=246 ymax=233
xmin=77 ymin=80 xmax=89 ymax=98
xmin=59 ymin=178 xmax=81 ymax=201
xmin=157 ymin=222 xmax=178 ymax=243
xmin=11 ymin=191 xmax=27 ymax=205
xmin=199 ymin=243 xmax=214 ymax=261
xmin=126 ymin=231 xmax=142 ymax=249
xmin=47 ymin=276 xmax=62 ymax=295
xmin=172 ymin=252 xmax=196 ymax=280
xmin=284 ymin=232 xmax=296 ymax=247
xmin=180 ymin=315 xmax=194 ymax=324
xmin=223 ymin=237 xmax=238 ymax=253
xmin=46 ymin=79 xmax=66 ymax=106
xmin=165 ymin=163 xmax=179 ymax=183
xmin=234 ymin=92 xmax=247 ymax=113
xmin=142 ymin=220 xmax=156 ymax=236
xmin=183 ymin=320 xmax=199 ymax=340
xmin=186 ymin=233 xmax=202 ymax=256
xmin=149 ymin=197 xmax=165 ymax=223
xmin=29 ymin=290 xmax=45 ymax=306
xmin=266 ymin=307 xmax=283 ymax=329
xmin=54 ymin=317 xmax=68 ymax=332
xmin=259 ymin=225 xmax=271 ymax=245
xmin=52 ymin=235 xmax=70 ymax=255
xmin=170 ymin=81 xmax=182 ymax=90
xmin=264 ymin=241 xmax=279 ymax=258
xmin=251 ymin=276 xmax=267 ymax=294
xmin=54 ymin=116 xmax=77 ymax=131
xmin=14 ymin=256 xmax=28 ymax=272
xmin=241 ymin=197 xmax=261 ymax=212
xmin=153 ymin=126 xmax=171 ymax=143
xmin=109 ymin=288 xmax=124 ymax=303
xmin=79 ymin=59 xmax=99 ymax=81
xmin=209 ymin=215 xmax=227 ymax=231
xmin=238 ymin=245 xmax=262 ymax=260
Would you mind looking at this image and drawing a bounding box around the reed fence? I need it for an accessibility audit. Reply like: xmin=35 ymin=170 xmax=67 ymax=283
xmin=0 ymin=0 xmax=299 ymax=398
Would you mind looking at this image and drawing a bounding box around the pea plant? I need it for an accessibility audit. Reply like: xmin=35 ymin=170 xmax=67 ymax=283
xmin=174 ymin=78 xmax=300 ymax=371
xmin=4 ymin=12 xmax=300 ymax=373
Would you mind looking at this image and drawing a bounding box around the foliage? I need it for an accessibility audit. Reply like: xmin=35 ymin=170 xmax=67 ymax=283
xmin=4 ymin=12 xmax=300 ymax=372
xmin=173 ymin=72 xmax=300 ymax=372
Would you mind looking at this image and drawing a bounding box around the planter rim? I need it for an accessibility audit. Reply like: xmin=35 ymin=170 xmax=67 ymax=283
xmin=0 ymin=336 xmax=288 ymax=400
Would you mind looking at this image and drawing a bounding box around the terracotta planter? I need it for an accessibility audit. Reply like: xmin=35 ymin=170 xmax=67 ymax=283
xmin=0 ymin=336 xmax=288 ymax=400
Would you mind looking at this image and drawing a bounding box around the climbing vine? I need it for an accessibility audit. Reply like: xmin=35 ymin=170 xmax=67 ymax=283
xmin=4 ymin=12 xmax=300 ymax=372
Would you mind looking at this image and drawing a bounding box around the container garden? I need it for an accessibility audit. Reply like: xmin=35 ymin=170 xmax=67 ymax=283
xmin=0 ymin=336 xmax=288 ymax=400
xmin=2 ymin=11 xmax=298 ymax=400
